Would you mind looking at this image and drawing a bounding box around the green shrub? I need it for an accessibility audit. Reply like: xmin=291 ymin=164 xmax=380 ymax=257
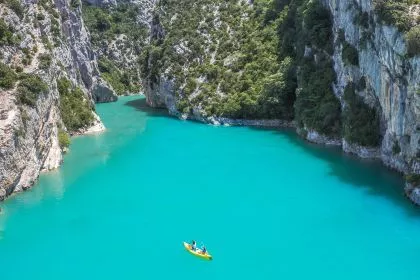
xmin=406 ymin=26 xmax=420 ymax=57
xmin=20 ymin=108 xmax=29 ymax=126
xmin=143 ymin=0 xmax=305 ymax=119
xmin=304 ymin=0 xmax=334 ymax=54
xmin=21 ymin=47 xmax=30 ymax=56
xmin=41 ymin=35 xmax=53 ymax=50
xmin=18 ymin=74 xmax=48 ymax=106
xmin=354 ymin=11 xmax=370 ymax=29
xmin=342 ymin=83 xmax=381 ymax=147
xmin=82 ymin=3 xmax=147 ymax=43
xmin=405 ymin=173 xmax=420 ymax=186
xmin=0 ymin=62 xmax=17 ymax=89
xmin=392 ymin=141 xmax=401 ymax=154
xmin=0 ymin=18 xmax=14 ymax=45
xmin=58 ymin=78 xmax=94 ymax=131
xmin=98 ymin=58 xmax=134 ymax=95
xmin=22 ymin=57 xmax=31 ymax=66
xmin=15 ymin=127 xmax=25 ymax=138
xmin=259 ymin=57 xmax=297 ymax=120
xmin=337 ymin=29 xmax=345 ymax=44
xmin=295 ymin=54 xmax=341 ymax=136
xmin=39 ymin=54 xmax=52 ymax=70
xmin=373 ymin=0 xmax=419 ymax=32
xmin=142 ymin=0 xmax=342 ymax=127
xmin=51 ymin=8 xmax=60 ymax=19
xmin=342 ymin=41 xmax=359 ymax=66
xmin=70 ymin=0 xmax=80 ymax=9
xmin=82 ymin=2 xmax=148 ymax=94
xmin=58 ymin=129 xmax=70 ymax=148
xmin=358 ymin=76 xmax=367 ymax=90
xmin=51 ymin=18 xmax=61 ymax=38
xmin=37 ymin=13 xmax=45 ymax=21
xmin=5 ymin=0 xmax=24 ymax=19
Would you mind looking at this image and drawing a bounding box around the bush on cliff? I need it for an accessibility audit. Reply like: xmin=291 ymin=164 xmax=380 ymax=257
xmin=406 ymin=174 xmax=420 ymax=186
xmin=342 ymin=83 xmax=381 ymax=147
xmin=18 ymin=74 xmax=48 ymax=107
xmin=303 ymin=0 xmax=334 ymax=54
xmin=144 ymin=0 xmax=341 ymax=138
xmin=58 ymin=129 xmax=70 ymax=149
xmin=58 ymin=77 xmax=94 ymax=131
xmin=294 ymin=54 xmax=342 ymax=136
xmin=98 ymin=58 xmax=135 ymax=95
xmin=392 ymin=141 xmax=401 ymax=155
xmin=0 ymin=62 xmax=17 ymax=89
xmin=280 ymin=0 xmax=341 ymax=137
xmin=71 ymin=0 xmax=80 ymax=9
xmin=39 ymin=54 xmax=52 ymax=70
xmin=0 ymin=19 xmax=14 ymax=45
xmin=373 ymin=0 xmax=420 ymax=32
xmin=406 ymin=26 xmax=420 ymax=57
xmin=342 ymin=41 xmax=359 ymax=66
xmin=144 ymin=0 xmax=300 ymax=119
xmin=4 ymin=0 xmax=24 ymax=19
xmin=82 ymin=3 xmax=146 ymax=94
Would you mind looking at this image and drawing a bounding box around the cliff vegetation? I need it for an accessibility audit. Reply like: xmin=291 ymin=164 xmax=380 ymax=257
xmin=82 ymin=1 xmax=148 ymax=94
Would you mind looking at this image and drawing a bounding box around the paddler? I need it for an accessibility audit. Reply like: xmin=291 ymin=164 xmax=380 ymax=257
xmin=191 ymin=240 xmax=197 ymax=251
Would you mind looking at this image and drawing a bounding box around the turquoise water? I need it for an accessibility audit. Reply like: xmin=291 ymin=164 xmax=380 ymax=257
xmin=1 ymin=95 xmax=420 ymax=279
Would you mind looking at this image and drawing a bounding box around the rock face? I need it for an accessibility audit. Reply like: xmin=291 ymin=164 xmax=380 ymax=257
xmin=144 ymin=75 xmax=175 ymax=111
xmin=92 ymin=77 xmax=118 ymax=102
xmin=1 ymin=0 xmax=419 ymax=203
xmin=324 ymin=0 xmax=420 ymax=201
xmin=82 ymin=0 xmax=157 ymax=95
xmin=0 ymin=0 xmax=116 ymax=200
xmin=144 ymin=1 xmax=419 ymax=165
xmin=325 ymin=0 xmax=419 ymax=175
xmin=84 ymin=0 xmax=117 ymax=7
xmin=405 ymin=182 xmax=420 ymax=205
xmin=143 ymin=0 xmax=419 ymax=200
xmin=303 ymin=130 xmax=342 ymax=146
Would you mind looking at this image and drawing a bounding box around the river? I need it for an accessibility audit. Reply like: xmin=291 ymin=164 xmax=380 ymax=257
xmin=0 ymin=95 xmax=419 ymax=279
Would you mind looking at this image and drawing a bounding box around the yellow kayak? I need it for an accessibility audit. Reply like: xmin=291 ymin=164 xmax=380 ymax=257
xmin=183 ymin=242 xmax=213 ymax=260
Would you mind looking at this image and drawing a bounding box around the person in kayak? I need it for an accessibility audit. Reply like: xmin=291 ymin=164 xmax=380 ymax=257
xmin=201 ymin=246 xmax=207 ymax=255
xmin=191 ymin=240 xmax=197 ymax=251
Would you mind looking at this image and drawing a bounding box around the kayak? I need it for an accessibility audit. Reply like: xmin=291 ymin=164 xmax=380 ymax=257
xmin=183 ymin=242 xmax=213 ymax=260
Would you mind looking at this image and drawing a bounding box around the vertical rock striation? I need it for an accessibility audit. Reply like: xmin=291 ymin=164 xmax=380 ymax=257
xmin=81 ymin=0 xmax=157 ymax=95
xmin=0 ymin=0 xmax=116 ymax=200
xmin=323 ymin=0 xmax=420 ymax=203
xmin=325 ymin=0 xmax=419 ymax=175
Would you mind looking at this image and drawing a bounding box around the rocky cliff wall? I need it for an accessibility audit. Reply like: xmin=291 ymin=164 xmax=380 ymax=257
xmin=143 ymin=0 xmax=419 ymax=201
xmin=325 ymin=0 xmax=419 ymax=175
xmin=0 ymin=0 xmax=116 ymax=200
xmin=324 ymin=0 xmax=420 ymax=203
xmin=81 ymin=0 xmax=156 ymax=95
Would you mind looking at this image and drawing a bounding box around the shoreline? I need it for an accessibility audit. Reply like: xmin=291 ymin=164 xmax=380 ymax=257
xmin=170 ymin=110 xmax=419 ymax=205
xmin=2 ymin=95 xmax=418 ymax=206
xmin=0 ymin=114 xmax=108 ymax=202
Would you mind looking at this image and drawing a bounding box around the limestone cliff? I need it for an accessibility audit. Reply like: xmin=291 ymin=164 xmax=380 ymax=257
xmin=324 ymin=0 xmax=420 ymax=202
xmin=142 ymin=0 xmax=419 ymax=202
xmin=1 ymin=0 xmax=419 ymax=204
xmin=324 ymin=0 xmax=419 ymax=174
xmin=81 ymin=0 xmax=156 ymax=95
xmin=0 ymin=0 xmax=116 ymax=200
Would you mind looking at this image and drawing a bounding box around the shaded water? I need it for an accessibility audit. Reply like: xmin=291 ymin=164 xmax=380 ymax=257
xmin=0 ymin=96 xmax=419 ymax=280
